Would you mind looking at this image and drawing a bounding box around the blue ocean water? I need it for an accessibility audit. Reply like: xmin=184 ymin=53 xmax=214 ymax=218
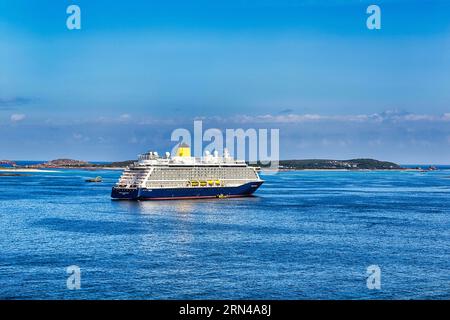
xmin=0 ymin=169 xmax=449 ymax=299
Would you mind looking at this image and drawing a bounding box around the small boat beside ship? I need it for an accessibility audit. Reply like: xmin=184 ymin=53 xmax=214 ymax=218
xmin=111 ymin=144 xmax=263 ymax=200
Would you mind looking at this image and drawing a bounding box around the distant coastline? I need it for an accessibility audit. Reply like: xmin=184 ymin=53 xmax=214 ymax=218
xmin=276 ymin=159 xmax=401 ymax=170
xmin=0 ymin=158 xmax=440 ymax=172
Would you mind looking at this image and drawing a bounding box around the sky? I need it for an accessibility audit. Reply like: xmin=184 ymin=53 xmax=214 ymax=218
xmin=0 ymin=0 xmax=450 ymax=163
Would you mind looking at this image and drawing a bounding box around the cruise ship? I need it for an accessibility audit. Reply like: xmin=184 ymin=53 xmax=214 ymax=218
xmin=111 ymin=143 xmax=264 ymax=200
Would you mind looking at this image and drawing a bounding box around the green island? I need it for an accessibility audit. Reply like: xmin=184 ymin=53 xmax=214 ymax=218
xmin=275 ymin=159 xmax=402 ymax=170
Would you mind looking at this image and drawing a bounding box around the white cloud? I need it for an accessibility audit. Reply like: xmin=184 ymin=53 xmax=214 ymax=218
xmin=72 ymin=133 xmax=90 ymax=142
xmin=10 ymin=113 xmax=26 ymax=122
xmin=26 ymin=110 xmax=450 ymax=128
xmin=225 ymin=111 xmax=450 ymax=124
xmin=119 ymin=114 xmax=131 ymax=121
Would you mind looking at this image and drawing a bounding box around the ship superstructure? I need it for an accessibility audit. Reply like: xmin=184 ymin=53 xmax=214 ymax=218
xmin=111 ymin=143 xmax=263 ymax=200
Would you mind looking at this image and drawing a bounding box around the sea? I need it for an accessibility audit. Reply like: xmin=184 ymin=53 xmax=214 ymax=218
xmin=0 ymin=166 xmax=449 ymax=299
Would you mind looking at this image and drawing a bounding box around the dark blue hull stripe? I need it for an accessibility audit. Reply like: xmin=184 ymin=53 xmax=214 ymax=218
xmin=111 ymin=181 xmax=263 ymax=200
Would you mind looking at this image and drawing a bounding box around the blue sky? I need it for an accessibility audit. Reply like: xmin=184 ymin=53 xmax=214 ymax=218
xmin=1 ymin=0 xmax=450 ymax=163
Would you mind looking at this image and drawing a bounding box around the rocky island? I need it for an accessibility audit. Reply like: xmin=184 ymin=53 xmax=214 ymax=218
xmin=32 ymin=159 xmax=92 ymax=168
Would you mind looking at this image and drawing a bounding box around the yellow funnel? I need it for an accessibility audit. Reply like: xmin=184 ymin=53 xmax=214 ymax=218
xmin=176 ymin=142 xmax=191 ymax=157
